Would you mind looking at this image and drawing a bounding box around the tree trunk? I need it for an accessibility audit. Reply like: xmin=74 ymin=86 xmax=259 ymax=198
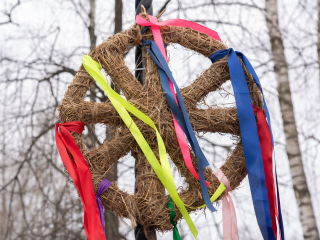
xmin=103 ymin=1 xmax=123 ymax=239
xmin=114 ymin=0 xmax=123 ymax=34
xmin=318 ymin=0 xmax=320 ymax=97
xmin=265 ymin=0 xmax=320 ymax=239
xmin=0 ymin=92 xmax=7 ymax=240
xmin=86 ymin=0 xmax=97 ymax=149
xmin=88 ymin=0 xmax=97 ymax=49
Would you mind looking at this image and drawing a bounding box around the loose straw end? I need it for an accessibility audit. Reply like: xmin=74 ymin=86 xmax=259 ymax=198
xmin=140 ymin=5 xmax=147 ymax=14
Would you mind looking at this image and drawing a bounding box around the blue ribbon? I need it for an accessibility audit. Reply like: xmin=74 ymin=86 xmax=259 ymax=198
xmin=142 ymin=40 xmax=216 ymax=212
xmin=236 ymin=52 xmax=285 ymax=240
xmin=142 ymin=39 xmax=284 ymax=239
xmin=209 ymin=49 xmax=284 ymax=240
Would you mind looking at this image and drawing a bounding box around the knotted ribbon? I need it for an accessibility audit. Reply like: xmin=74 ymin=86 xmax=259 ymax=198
xmin=95 ymin=179 xmax=112 ymax=233
xmin=214 ymin=170 xmax=238 ymax=240
xmin=136 ymin=15 xmax=224 ymax=204
xmin=140 ymin=15 xmax=210 ymax=187
xmin=82 ymin=56 xmax=199 ymax=238
xmin=83 ymin=56 xmax=227 ymax=239
xmin=141 ymin=39 xmax=219 ymax=212
xmin=209 ymin=49 xmax=284 ymax=240
xmin=55 ymin=122 xmax=106 ymax=240
xmin=136 ymin=15 xmax=222 ymax=42
xmin=136 ymin=15 xmax=284 ymax=238
xmin=168 ymin=198 xmax=182 ymax=240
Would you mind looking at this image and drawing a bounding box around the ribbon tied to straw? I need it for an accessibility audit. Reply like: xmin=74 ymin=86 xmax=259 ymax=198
xmin=83 ymin=55 xmax=228 ymax=239
xmin=55 ymin=122 xmax=106 ymax=240
xmin=95 ymin=179 xmax=112 ymax=234
xmin=214 ymin=170 xmax=238 ymax=240
xmin=139 ymin=15 xmax=210 ymax=187
xmin=136 ymin=14 xmax=223 ymax=213
xmin=209 ymin=49 xmax=284 ymax=240
xmin=168 ymin=198 xmax=182 ymax=240
xmin=82 ymin=55 xmax=200 ymax=238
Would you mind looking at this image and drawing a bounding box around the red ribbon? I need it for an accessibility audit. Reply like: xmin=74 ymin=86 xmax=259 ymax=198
xmin=55 ymin=122 xmax=106 ymax=240
xmin=253 ymin=105 xmax=279 ymax=238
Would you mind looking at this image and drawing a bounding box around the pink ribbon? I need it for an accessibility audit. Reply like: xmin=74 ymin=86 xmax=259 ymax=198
xmin=136 ymin=15 xmax=222 ymax=42
xmin=137 ymin=15 xmax=240 ymax=238
xmin=215 ymin=169 xmax=238 ymax=240
xmin=137 ymin=15 xmax=223 ymax=185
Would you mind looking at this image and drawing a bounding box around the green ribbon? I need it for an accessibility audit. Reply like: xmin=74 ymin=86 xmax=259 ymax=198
xmin=168 ymin=198 xmax=181 ymax=240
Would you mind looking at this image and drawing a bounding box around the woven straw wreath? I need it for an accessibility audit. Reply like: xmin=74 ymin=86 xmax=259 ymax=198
xmin=58 ymin=12 xmax=263 ymax=233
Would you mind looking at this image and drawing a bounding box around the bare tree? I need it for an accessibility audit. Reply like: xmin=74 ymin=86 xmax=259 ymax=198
xmin=1 ymin=1 xmax=320 ymax=239
xmin=0 ymin=0 xmax=20 ymax=26
xmin=0 ymin=0 xmax=125 ymax=239
xmin=266 ymin=0 xmax=319 ymax=239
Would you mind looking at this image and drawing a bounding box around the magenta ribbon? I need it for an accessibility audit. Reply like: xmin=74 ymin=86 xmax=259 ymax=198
xmin=214 ymin=170 xmax=238 ymax=240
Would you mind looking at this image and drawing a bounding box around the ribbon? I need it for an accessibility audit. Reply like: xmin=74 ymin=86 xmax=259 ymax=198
xmin=83 ymin=56 xmax=228 ymax=238
xmin=135 ymin=14 xmax=223 ymax=187
xmin=168 ymin=198 xmax=182 ymax=240
xmin=95 ymin=179 xmax=112 ymax=233
xmin=237 ymin=54 xmax=285 ymax=240
xmin=209 ymin=49 xmax=284 ymax=239
xmin=141 ymin=39 xmax=218 ymax=212
xmin=136 ymin=15 xmax=284 ymax=238
xmin=144 ymin=15 xmax=209 ymax=187
xmin=82 ymin=56 xmax=200 ymax=238
xmin=214 ymin=170 xmax=238 ymax=240
xmin=136 ymin=15 xmax=227 ymax=212
xmin=55 ymin=122 xmax=106 ymax=240
xmin=135 ymin=15 xmax=222 ymax=42
xmin=252 ymin=105 xmax=279 ymax=238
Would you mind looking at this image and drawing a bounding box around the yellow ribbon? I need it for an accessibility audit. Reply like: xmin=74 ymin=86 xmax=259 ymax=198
xmin=188 ymin=183 xmax=226 ymax=209
xmin=82 ymin=55 xmax=226 ymax=239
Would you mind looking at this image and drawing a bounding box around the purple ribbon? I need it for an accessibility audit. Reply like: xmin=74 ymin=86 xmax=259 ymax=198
xmin=95 ymin=179 xmax=112 ymax=233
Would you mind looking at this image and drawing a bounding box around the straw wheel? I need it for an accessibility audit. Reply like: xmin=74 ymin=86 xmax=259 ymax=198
xmin=58 ymin=11 xmax=263 ymax=234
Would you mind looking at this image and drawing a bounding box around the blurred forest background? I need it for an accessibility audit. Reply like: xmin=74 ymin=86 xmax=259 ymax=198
xmin=0 ymin=0 xmax=320 ymax=239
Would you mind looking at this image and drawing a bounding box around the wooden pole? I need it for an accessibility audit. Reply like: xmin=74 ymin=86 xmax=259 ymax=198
xmin=135 ymin=0 xmax=153 ymax=84
xmin=134 ymin=1 xmax=155 ymax=239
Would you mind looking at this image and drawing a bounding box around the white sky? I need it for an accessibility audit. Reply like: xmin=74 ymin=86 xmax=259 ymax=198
xmin=0 ymin=0 xmax=319 ymax=239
